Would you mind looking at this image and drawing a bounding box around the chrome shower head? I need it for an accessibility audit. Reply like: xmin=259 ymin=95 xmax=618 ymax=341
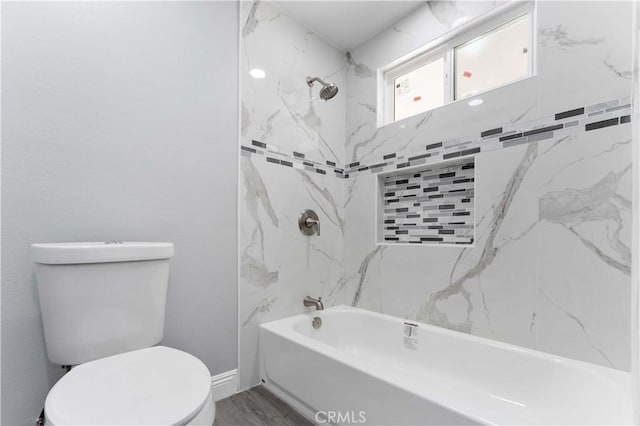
xmin=306 ymin=76 xmax=339 ymax=101
xmin=319 ymin=84 xmax=339 ymax=101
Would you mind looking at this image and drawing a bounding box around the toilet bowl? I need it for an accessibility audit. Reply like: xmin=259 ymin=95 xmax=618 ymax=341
xmin=45 ymin=346 xmax=215 ymax=426
xmin=32 ymin=242 xmax=216 ymax=425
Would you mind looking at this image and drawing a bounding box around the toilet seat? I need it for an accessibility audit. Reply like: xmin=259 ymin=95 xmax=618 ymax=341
xmin=45 ymin=346 xmax=214 ymax=425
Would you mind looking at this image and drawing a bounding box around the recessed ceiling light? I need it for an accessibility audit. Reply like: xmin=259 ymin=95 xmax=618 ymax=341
xmin=249 ymin=69 xmax=266 ymax=79
xmin=468 ymin=98 xmax=483 ymax=107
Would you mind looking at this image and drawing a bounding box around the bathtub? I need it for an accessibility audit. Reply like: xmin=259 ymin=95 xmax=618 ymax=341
xmin=259 ymin=306 xmax=632 ymax=425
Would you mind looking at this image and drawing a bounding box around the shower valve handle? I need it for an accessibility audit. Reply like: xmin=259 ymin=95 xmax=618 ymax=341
xmin=305 ymin=217 xmax=320 ymax=236
xmin=298 ymin=209 xmax=320 ymax=236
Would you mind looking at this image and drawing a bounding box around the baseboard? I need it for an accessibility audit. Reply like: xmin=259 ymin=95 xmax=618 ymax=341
xmin=211 ymin=369 xmax=238 ymax=402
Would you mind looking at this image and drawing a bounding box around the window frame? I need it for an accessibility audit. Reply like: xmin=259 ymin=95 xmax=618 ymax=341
xmin=391 ymin=50 xmax=450 ymax=123
xmin=378 ymin=1 xmax=535 ymax=127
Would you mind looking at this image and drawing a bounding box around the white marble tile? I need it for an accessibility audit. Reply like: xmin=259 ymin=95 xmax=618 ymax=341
xmin=536 ymin=1 xmax=633 ymax=116
xmin=536 ymin=220 xmax=630 ymax=369
xmin=345 ymin=1 xmax=535 ymax=165
xmin=239 ymin=156 xmax=344 ymax=389
xmin=239 ymin=0 xmax=348 ymax=389
xmin=342 ymin=124 xmax=632 ymax=369
xmin=239 ymin=0 xmax=634 ymax=390
xmin=242 ymin=1 xmax=346 ymax=164
xmin=630 ymin=0 xmax=640 ymax=416
xmin=533 ymin=125 xmax=632 ymax=369
xmin=340 ymin=0 xmax=632 ymax=370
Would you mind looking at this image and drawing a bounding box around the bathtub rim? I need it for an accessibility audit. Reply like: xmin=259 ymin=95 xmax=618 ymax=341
xmin=261 ymin=305 xmax=630 ymax=375
xmin=259 ymin=305 xmax=633 ymax=425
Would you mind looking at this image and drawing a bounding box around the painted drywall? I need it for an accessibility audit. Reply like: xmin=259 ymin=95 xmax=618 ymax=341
xmin=1 ymin=2 xmax=238 ymax=424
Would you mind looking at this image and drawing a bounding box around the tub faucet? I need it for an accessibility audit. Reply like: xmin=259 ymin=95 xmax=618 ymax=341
xmin=303 ymin=296 xmax=324 ymax=311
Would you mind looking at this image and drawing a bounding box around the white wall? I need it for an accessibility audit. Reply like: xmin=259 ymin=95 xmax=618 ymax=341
xmin=1 ymin=2 xmax=238 ymax=424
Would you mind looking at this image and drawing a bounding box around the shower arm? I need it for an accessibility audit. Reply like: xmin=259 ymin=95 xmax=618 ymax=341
xmin=306 ymin=76 xmax=330 ymax=87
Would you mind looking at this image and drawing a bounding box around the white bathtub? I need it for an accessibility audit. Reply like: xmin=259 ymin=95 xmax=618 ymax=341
xmin=259 ymin=306 xmax=632 ymax=425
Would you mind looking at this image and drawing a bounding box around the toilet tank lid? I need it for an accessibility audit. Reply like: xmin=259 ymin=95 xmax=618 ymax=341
xmin=45 ymin=346 xmax=211 ymax=426
xmin=31 ymin=242 xmax=174 ymax=264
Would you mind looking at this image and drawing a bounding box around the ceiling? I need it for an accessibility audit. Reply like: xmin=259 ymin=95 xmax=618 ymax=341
xmin=272 ymin=1 xmax=426 ymax=51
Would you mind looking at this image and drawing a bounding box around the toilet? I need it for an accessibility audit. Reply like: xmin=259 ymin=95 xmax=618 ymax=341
xmin=32 ymin=242 xmax=215 ymax=425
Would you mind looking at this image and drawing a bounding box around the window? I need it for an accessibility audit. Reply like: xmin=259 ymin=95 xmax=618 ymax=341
xmin=381 ymin=2 xmax=534 ymax=126
xmin=455 ymin=15 xmax=530 ymax=100
xmin=394 ymin=57 xmax=445 ymax=121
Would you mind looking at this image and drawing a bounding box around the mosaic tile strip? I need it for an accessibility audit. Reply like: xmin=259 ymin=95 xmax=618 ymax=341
xmin=241 ymin=97 xmax=632 ymax=178
xmin=382 ymin=159 xmax=475 ymax=245
xmin=240 ymin=140 xmax=347 ymax=178
xmin=343 ymin=97 xmax=632 ymax=176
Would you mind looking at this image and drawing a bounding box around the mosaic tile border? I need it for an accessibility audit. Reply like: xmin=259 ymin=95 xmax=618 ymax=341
xmin=241 ymin=97 xmax=632 ymax=178
xmin=240 ymin=141 xmax=347 ymax=178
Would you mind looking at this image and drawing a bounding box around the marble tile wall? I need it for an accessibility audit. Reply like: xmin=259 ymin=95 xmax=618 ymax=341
xmin=340 ymin=120 xmax=632 ymax=369
xmin=630 ymin=1 xmax=640 ymax=418
xmin=241 ymin=0 xmax=346 ymax=164
xmin=342 ymin=0 xmax=634 ymax=370
xmin=239 ymin=0 xmax=346 ymax=390
xmin=240 ymin=0 xmax=634 ymax=391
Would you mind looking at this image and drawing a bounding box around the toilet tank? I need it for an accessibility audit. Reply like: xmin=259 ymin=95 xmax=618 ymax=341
xmin=32 ymin=242 xmax=175 ymax=366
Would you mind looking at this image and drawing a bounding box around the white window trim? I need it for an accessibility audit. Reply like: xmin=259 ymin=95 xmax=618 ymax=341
xmin=377 ymin=1 xmax=536 ymax=128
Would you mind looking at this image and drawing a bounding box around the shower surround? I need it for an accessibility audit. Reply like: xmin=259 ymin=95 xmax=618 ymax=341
xmin=239 ymin=0 xmax=346 ymax=389
xmin=239 ymin=0 xmax=633 ymax=390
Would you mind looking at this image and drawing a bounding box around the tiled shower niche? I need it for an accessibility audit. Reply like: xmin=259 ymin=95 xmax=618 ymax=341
xmin=377 ymin=158 xmax=475 ymax=246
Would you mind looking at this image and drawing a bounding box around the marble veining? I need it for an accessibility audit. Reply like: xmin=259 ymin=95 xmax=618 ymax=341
xmin=242 ymin=158 xmax=279 ymax=255
xmin=259 ymin=110 xmax=281 ymax=141
xmin=242 ymin=297 xmax=278 ymax=327
xmin=426 ymin=1 xmax=467 ymax=29
xmin=345 ymin=52 xmax=375 ymax=79
xmin=538 ymin=25 xmax=605 ymax=50
xmin=297 ymin=170 xmax=344 ymax=233
xmin=351 ymin=246 xmax=386 ymax=307
xmin=416 ymin=143 xmax=538 ymax=331
xmin=538 ymin=288 xmax=614 ymax=368
xmin=540 ymin=165 xmax=632 ymax=276
xmin=603 ymin=59 xmax=633 ymax=80
xmin=239 ymin=0 xmax=348 ymax=386
xmin=241 ymin=249 xmax=279 ymax=289
xmin=243 ymin=0 xmax=279 ymax=39
xmin=415 ymin=111 xmax=433 ymax=130
xmin=279 ymin=96 xmax=341 ymax=163
xmin=391 ymin=25 xmax=417 ymax=41
xmin=240 ymin=0 xmax=634 ymax=390
xmin=243 ymin=96 xmax=630 ymax=183
xmin=350 ymin=128 xmax=398 ymax=164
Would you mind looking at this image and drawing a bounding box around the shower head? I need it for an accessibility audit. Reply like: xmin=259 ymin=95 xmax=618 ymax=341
xmin=306 ymin=76 xmax=339 ymax=101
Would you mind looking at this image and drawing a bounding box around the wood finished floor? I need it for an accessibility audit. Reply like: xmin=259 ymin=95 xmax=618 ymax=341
xmin=213 ymin=385 xmax=314 ymax=426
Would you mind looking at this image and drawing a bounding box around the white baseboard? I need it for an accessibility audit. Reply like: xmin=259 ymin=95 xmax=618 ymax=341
xmin=211 ymin=369 xmax=238 ymax=402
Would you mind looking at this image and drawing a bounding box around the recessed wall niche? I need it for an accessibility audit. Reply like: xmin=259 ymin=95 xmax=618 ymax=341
xmin=376 ymin=158 xmax=475 ymax=246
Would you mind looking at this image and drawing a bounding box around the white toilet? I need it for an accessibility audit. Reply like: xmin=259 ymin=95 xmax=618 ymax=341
xmin=32 ymin=242 xmax=216 ymax=425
